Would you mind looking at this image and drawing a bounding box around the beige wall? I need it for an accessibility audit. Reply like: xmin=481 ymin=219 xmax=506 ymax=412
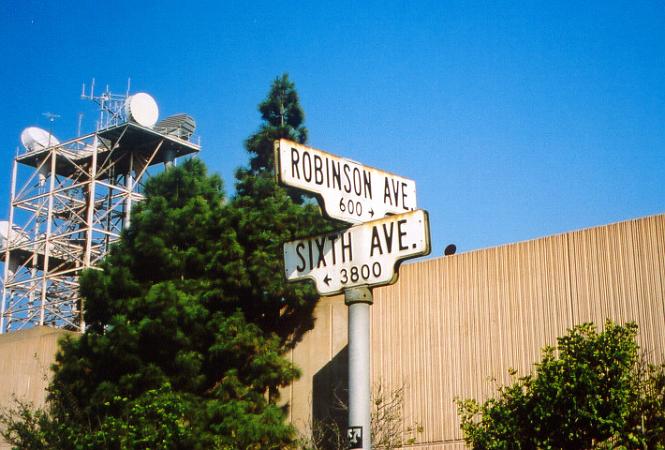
xmin=285 ymin=213 xmax=665 ymax=449
xmin=0 ymin=326 xmax=75 ymax=449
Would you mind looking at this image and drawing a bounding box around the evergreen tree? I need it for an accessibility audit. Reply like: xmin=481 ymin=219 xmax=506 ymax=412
xmin=6 ymin=159 xmax=298 ymax=449
xmin=245 ymin=73 xmax=307 ymax=173
xmin=232 ymin=74 xmax=334 ymax=346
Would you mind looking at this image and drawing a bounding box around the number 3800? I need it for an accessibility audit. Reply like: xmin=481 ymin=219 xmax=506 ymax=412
xmin=340 ymin=263 xmax=382 ymax=283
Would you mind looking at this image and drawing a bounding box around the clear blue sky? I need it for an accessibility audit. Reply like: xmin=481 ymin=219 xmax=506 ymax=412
xmin=1 ymin=1 xmax=663 ymax=255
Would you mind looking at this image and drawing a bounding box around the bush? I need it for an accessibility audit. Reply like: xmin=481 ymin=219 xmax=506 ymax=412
xmin=457 ymin=320 xmax=665 ymax=449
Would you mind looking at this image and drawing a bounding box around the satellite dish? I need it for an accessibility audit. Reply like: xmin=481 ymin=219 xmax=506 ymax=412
xmin=20 ymin=127 xmax=60 ymax=152
xmin=0 ymin=220 xmax=8 ymax=243
xmin=124 ymin=92 xmax=159 ymax=128
xmin=154 ymin=113 xmax=196 ymax=140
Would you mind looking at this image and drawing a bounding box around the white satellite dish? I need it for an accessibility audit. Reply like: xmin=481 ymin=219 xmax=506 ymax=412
xmin=124 ymin=92 xmax=159 ymax=128
xmin=20 ymin=127 xmax=60 ymax=152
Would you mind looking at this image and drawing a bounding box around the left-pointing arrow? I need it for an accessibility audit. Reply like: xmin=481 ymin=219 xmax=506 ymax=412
xmin=323 ymin=274 xmax=332 ymax=286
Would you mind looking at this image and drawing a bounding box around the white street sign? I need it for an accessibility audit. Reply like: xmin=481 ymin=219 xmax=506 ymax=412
xmin=275 ymin=139 xmax=417 ymax=224
xmin=283 ymin=210 xmax=430 ymax=295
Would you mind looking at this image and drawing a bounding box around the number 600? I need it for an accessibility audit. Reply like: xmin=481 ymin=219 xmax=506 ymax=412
xmin=339 ymin=198 xmax=363 ymax=217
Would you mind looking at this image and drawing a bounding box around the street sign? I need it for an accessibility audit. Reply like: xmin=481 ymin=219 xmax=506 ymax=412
xmin=275 ymin=139 xmax=417 ymax=224
xmin=283 ymin=210 xmax=430 ymax=295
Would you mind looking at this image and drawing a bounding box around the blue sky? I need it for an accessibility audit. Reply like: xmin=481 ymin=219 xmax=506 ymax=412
xmin=1 ymin=1 xmax=663 ymax=255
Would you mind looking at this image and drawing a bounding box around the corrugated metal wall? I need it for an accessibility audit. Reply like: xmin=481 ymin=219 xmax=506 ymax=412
xmin=286 ymin=214 xmax=665 ymax=449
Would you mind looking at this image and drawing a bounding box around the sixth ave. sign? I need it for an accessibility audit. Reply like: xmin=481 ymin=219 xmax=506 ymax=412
xmin=283 ymin=210 xmax=430 ymax=295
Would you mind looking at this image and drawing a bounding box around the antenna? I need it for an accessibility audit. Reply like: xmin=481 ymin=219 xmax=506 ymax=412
xmin=4 ymin=81 xmax=201 ymax=333
xmin=77 ymin=113 xmax=84 ymax=137
xmin=81 ymin=79 xmax=130 ymax=130
xmin=42 ymin=112 xmax=60 ymax=147
xmin=42 ymin=112 xmax=60 ymax=122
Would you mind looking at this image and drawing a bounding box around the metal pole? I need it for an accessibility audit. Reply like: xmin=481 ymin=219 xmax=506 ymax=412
xmin=164 ymin=147 xmax=176 ymax=168
xmin=40 ymin=150 xmax=58 ymax=326
xmin=1 ymin=159 xmax=19 ymax=333
xmin=345 ymin=286 xmax=372 ymax=450
xmin=84 ymin=135 xmax=99 ymax=268
xmin=81 ymin=134 xmax=99 ymax=331
xmin=124 ymin=155 xmax=134 ymax=229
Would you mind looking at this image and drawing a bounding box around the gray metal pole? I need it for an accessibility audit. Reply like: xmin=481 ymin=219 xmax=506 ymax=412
xmin=345 ymin=286 xmax=372 ymax=450
xmin=164 ymin=147 xmax=176 ymax=168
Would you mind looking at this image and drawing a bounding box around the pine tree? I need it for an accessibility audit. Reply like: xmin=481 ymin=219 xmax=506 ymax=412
xmin=24 ymin=159 xmax=299 ymax=449
xmin=232 ymin=74 xmax=334 ymax=346
xmin=245 ymin=73 xmax=308 ymax=173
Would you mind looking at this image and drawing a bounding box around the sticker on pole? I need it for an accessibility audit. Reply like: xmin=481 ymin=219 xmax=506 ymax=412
xmin=283 ymin=210 xmax=430 ymax=296
xmin=275 ymin=139 xmax=417 ymax=224
xmin=347 ymin=426 xmax=363 ymax=449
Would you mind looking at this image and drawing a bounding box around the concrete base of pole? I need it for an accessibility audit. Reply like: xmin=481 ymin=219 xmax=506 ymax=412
xmin=345 ymin=286 xmax=372 ymax=450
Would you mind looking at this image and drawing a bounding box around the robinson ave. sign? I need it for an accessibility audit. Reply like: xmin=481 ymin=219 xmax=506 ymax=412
xmin=283 ymin=210 xmax=430 ymax=296
xmin=275 ymin=139 xmax=417 ymax=224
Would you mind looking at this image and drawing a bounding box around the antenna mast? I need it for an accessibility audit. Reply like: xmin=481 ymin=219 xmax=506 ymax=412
xmin=41 ymin=112 xmax=60 ymax=146
xmin=81 ymin=78 xmax=128 ymax=130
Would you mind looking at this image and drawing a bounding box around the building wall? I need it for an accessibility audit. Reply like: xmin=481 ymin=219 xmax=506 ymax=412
xmin=0 ymin=326 xmax=75 ymax=449
xmin=284 ymin=214 xmax=665 ymax=449
xmin=0 ymin=215 xmax=662 ymax=449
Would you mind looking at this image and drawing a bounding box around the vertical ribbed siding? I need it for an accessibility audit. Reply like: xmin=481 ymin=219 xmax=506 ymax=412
xmin=286 ymin=214 xmax=665 ymax=449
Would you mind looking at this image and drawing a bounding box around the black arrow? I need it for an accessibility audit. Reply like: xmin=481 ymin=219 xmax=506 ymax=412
xmin=369 ymin=208 xmax=375 ymax=218
xmin=323 ymin=274 xmax=332 ymax=286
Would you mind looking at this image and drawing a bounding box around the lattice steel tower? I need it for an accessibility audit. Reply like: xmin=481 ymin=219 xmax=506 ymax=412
xmin=0 ymin=84 xmax=199 ymax=333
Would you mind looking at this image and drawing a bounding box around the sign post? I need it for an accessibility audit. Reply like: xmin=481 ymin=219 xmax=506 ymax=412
xmin=346 ymin=287 xmax=372 ymax=450
xmin=276 ymin=140 xmax=431 ymax=450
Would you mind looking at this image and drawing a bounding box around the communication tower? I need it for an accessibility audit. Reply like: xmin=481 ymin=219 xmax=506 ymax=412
xmin=0 ymin=83 xmax=200 ymax=333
